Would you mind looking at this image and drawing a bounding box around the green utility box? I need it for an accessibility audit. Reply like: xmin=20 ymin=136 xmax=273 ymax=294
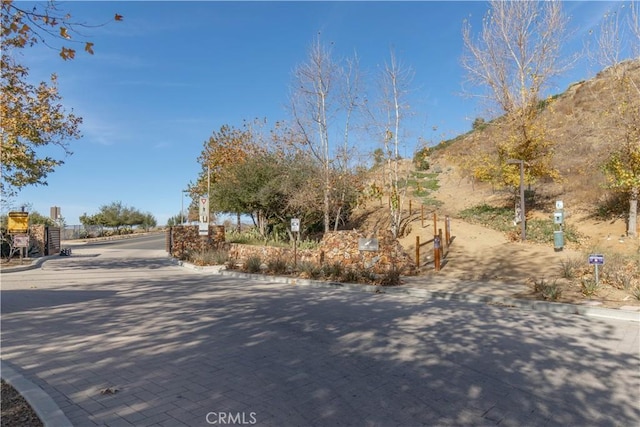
xmin=554 ymin=230 xmax=564 ymax=251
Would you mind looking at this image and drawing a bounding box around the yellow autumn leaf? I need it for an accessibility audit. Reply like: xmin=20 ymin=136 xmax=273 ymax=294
xmin=59 ymin=26 xmax=70 ymax=39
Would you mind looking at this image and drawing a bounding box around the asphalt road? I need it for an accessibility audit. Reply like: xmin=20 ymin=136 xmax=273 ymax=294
xmin=1 ymin=245 xmax=639 ymax=426
xmin=68 ymin=232 xmax=167 ymax=250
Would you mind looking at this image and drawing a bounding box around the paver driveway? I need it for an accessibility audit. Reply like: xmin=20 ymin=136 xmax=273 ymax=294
xmin=1 ymin=247 xmax=639 ymax=426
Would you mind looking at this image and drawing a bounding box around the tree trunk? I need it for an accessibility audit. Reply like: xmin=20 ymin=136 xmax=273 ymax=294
xmin=629 ymin=187 xmax=638 ymax=238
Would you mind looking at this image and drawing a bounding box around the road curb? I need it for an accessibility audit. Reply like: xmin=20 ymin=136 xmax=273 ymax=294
xmin=0 ymin=255 xmax=60 ymax=274
xmin=212 ymin=268 xmax=640 ymax=323
xmin=1 ymin=360 xmax=73 ymax=427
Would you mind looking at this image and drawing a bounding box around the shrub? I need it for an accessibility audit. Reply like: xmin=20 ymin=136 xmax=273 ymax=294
xmin=267 ymin=257 xmax=288 ymax=275
xmin=379 ymin=268 xmax=401 ymax=286
xmin=323 ymin=262 xmax=343 ymax=279
xmin=631 ymin=286 xmax=640 ymax=301
xmin=298 ymin=262 xmax=322 ymax=279
xmin=189 ymin=249 xmax=229 ymax=266
xmin=244 ymin=256 xmax=262 ymax=273
xmin=341 ymin=269 xmax=361 ymax=283
xmin=581 ymin=278 xmax=599 ymax=297
xmin=559 ymin=257 xmax=582 ymax=279
xmin=542 ymin=281 xmax=562 ymax=301
xmin=534 ymin=278 xmax=562 ymax=301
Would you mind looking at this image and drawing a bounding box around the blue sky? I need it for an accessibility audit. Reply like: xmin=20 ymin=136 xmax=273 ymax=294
xmin=5 ymin=1 xmax=632 ymax=226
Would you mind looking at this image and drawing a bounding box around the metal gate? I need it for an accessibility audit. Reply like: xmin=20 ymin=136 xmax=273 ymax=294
xmin=46 ymin=226 xmax=61 ymax=255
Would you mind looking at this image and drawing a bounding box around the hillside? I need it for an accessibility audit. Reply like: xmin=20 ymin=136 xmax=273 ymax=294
xmin=349 ymin=60 xmax=639 ymax=308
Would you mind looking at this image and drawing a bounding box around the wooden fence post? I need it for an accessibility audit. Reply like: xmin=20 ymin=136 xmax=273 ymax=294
xmin=445 ymin=215 xmax=451 ymax=246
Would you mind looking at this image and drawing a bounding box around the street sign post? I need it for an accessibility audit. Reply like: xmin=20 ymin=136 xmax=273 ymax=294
xmin=588 ymin=254 xmax=605 ymax=285
xmin=291 ymin=218 xmax=300 ymax=266
xmin=199 ymin=196 xmax=209 ymax=236
xmin=8 ymin=212 xmax=28 ymax=234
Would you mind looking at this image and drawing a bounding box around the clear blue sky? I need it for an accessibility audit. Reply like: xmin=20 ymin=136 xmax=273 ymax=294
xmin=6 ymin=1 xmax=631 ymax=226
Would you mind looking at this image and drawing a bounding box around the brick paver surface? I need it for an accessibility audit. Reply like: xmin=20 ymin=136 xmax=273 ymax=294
xmin=1 ymin=247 xmax=639 ymax=426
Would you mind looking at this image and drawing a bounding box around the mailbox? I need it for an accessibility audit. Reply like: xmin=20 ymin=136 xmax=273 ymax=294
xmin=553 ymin=211 xmax=564 ymax=225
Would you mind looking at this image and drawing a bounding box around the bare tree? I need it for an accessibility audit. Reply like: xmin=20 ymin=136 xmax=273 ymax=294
xmin=461 ymin=0 xmax=572 ymax=188
xmin=290 ymin=34 xmax=361 ymax=233
xmin=290 ymin=35 xmax=335 ymax=234
xmin=590 ymin=1 xmax=640 ymax=237
xmin=364 ymin=49 xmax=414 ymax=238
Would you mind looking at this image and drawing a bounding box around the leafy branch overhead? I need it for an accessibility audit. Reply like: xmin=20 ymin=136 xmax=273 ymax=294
xmin=2 ymin=0 xmax=122 ymax=59
xmin=0 ymin=0 xmax=122 ymax=196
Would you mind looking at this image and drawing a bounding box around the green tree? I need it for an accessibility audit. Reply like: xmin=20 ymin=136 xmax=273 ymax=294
xmin=1 ymin=0 xmax=121 ymax=196
xmin=28 ymin=211 xmax=55 ymax=226
xmin=139 ymin=212 xmax=157 ymax=231
xmin=80 ymin=202 xmax=148 ymax=234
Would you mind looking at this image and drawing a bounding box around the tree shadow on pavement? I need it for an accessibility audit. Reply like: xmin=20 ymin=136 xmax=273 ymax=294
xmin=1 ymin=260 xmax=638 ymax=426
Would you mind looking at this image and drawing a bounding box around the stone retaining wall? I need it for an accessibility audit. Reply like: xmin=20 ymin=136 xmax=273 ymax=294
xmin=169 ymin=225 xmax=226 ymax=259
xmin=171 ymin=226 xmax=415 ymax=274
xmin=228 ymin=230 xmax=415 ymax=275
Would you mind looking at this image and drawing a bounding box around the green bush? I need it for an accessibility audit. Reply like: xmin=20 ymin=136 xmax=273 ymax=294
xmin=298 ymin=262 xmax=322 ymax=279
xmin=559 ymin=256 xmax=582 ymax=279
xmin=581 ymin=278 xmax=599 ymax=296
xmin=341 ymin=269 xmax=361 ymax=283
xmin=323 ymin=262 xmax=343 ymax=279
xmin=413 ymin=146 xmax=430 ymax=171
xmin=534 ymin=278 xmax=562 ymax=301
xmin=267 ymin=257 xmax=288 ymax=275
xmin=244 ymin=256 xmax=262 ymax=273
xmin=188 ymin=249 xmax=230 ymax=266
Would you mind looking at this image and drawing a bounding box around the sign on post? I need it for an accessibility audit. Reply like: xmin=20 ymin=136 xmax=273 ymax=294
xmin=291 ymin=218 xmax=300 ymax=233
xmin=588 ymin=254 xmax=605 ymax=285
xmin=8 ymin=212 xmax=29 ymax=234
xmin=13 ymin=235 xmax=29 ymax=247
xmin=588 ymin=254 xmax=604 ymax=265
xmin=199 ymin=196 xmax=209 ymax=236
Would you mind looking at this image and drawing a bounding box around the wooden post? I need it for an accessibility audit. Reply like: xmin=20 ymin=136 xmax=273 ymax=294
xmin=439 ymin=228 xmax=444 ymax=254
xmin=409 ymin=199 xmax=412 ymax=216
xmin=415 ymin=235 xmax=420 ymax=266
xmin=433 ymin=212 xmax=437 ymax=236
xmin=445 ymin=216 xmax=451 ymax=246
xmin=434 ymin=234 xmax=441 ymax=272
xmin=421 ymin=205 xmax=424 ymax=228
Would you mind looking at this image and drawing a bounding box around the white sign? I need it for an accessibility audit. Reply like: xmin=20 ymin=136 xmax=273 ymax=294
xmin=588 ymin=254 xmax=604 ymax=265
xmin=556 ymin=200 xmax=564 ymax=210
xmin=291 ymin=218 xmax=300 ymax=232
xmin=358 ymin=238 xmax=379 ymax=251
xmin=13 ymin=235 xmax=29 ymax=247
xmin=199 ymin=196 xmax=209 ymax=224
xmin=199 ymin=196 xmax=210 ymax=236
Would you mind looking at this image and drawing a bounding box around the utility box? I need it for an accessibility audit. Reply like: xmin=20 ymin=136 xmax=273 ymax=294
xmin=554 ymin=230 xmax=564 ymax=251
xmin=554 ymin=211 xmax=564 ymax=225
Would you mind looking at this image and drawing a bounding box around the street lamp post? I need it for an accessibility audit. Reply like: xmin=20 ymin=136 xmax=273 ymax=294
xmin=507 ymin=159 xmax=527 ymax=241
xmin=181 ymin=190 xmax=189 ymax=225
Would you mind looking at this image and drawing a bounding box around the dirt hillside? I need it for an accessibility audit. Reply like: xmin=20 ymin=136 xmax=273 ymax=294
xmin=350 ymin=59 xmax=640 ymax=309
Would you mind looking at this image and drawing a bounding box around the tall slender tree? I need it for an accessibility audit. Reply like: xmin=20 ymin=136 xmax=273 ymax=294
xmin=591 ymin=1 xmax=640 ymax=237
xmin=461 ymin=0 xmax=572 ymax=189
